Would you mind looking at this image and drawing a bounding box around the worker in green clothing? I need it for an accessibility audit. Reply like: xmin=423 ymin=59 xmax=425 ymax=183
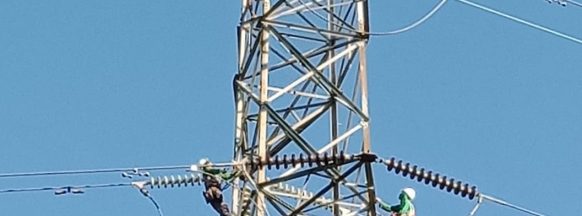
xmin=376 ymin=187 xmax=416 ymax=216
xmin=199 ymin=158 xmax=239 ymax=216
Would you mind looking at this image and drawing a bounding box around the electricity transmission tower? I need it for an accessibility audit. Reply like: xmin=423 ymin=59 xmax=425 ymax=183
xmin=232 ymin=0 xmax=378 ymax=215
xmin=0 ymin=1 xmax=560 ymax=216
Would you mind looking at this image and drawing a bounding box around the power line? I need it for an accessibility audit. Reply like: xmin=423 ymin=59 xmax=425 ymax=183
xmin=0 ymin=165 xmax=191 ymax=179
xmin=566 ymin=0 xmax=582 ymax=8
xmin=469 ymin=194 xmax=547 ymax=216
xmin=456 ymin=0 xmax=582 ymax=45
xmin=367 ymin=0 xmax=448 ymax=36
xmin=145 ymin=194 xmax=164 ymax=216
xmin=0 ymin=181 xmax=166 ymax=216
xmin=548 ymin=0 xmax=582 ymax=8
xmin=0 ymin=182 xmax=131 ymax=194
xmin=135 ymin=187 xmax=165 ymax=216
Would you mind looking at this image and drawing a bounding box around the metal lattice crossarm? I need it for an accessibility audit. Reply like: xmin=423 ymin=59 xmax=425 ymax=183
xmin=233 ymin=0 xmax=376 ymax=215
xmin=267 ymin=182 xmax=365 ymax=214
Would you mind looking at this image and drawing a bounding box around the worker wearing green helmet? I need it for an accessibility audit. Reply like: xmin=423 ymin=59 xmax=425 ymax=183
xmin=376 ymin=187 xmax=416 ymax=216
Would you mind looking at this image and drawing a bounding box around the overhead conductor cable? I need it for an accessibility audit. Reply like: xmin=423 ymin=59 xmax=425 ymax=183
xmin=568 ymin=0 xmax=582 ymax=8
xmin=0 ymin=183 xmax=131 ymax=194
xmin=469 ymin=194 xmax=546 ymax=216
xmin=0 ymin=165 xmax=190 ymax=179
xmin=456 ymin=0 xmax=582 ymax=45
xmin=555 ymin=0 xmax=582 ymax=8
xmin=367 ymin=0 xmax=448 ymax=35
xmin=133 ymin=182 xmax=165 ymax=216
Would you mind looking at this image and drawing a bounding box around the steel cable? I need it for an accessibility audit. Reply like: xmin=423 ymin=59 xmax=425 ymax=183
xmin=0 ymin=165 xmax=191 ymax=179
xmin=366 ymin=0 xmax=448 ymax=36
xmin=0 ymin=182 xmax=131 ymax=194
xmin=456 ymin=0 xmax=582 ymax=45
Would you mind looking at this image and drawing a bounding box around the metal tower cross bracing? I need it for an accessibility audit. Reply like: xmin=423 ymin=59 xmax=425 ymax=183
xmin=232 ymin=0 xmax=377 ymax=215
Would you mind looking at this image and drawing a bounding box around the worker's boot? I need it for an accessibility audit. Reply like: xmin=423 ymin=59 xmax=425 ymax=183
xmin=210 ymin=200 xmax=230 ymax=216
xmin=220 ymin=203 xmax=231 ymax=216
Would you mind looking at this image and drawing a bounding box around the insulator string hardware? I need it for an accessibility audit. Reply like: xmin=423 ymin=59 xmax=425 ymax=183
xmin=250 ymin=152 xmax=370 ymax=170
xmin=121 ymin=168 xmax=151 ymax=179
xmin=132 ymin=174 xmax=202 ymax=190
xmin=380 ymin=157 xmax=479 ymax=200
xmin=54 ymin=186 xmax=85 ymax=195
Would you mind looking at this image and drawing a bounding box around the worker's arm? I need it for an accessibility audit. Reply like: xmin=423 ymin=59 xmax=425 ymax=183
xmin=389 ymin=204 xmax=402 ymax=212
xmin=389 ymin=198 xmax=412 ymax=213
xmin=203 ymin=167 xmax=240 ymax=181
xmin=218 ymin=169 xmax=240 ymax=181
xmin=204 ymin=168 xmax=223 ymax=175
xmin=376 ymin=199 xmax=393 ymax=212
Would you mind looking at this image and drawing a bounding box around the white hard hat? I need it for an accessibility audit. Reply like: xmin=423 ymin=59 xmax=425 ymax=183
xmin=402 ymin=188 xmax=416 ymax=200
xmin=199 ymin=158 xmax=210 ymax=165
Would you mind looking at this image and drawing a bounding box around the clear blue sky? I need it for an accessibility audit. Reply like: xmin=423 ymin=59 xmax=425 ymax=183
xmin=1 ymin=0 xmax=581 ymax=215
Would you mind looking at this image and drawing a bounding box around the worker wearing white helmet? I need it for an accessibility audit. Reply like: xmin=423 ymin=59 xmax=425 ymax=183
xmin=376 ymin=187 xmax=416 ymax=216
xmin=198 ymin=158 xmax=239 ymax=216
xmin=199 ymin=158 xmax=211 ymax=166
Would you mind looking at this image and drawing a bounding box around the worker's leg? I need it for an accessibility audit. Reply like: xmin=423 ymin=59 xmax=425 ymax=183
xmin=204 ymin=187 xmax=222 ymax=201
xmin=207 ymin=187 xmax=230 ymax=215
xmin=210 ymin=200 xmax=230 ymax=216
xmin=210 ymin=187 xmax=223 ymax=201
xmin=203 ymin=189 xmax=215 ymax=203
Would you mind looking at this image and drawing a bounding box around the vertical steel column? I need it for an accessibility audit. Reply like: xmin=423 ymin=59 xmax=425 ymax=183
xmin=356 ymin=1 xmax=378 ymax=215
xmin=257 ymin=1 xmax=271 ymax=215
xmin=327 ymin=1 xmax=340 ymax=216
xmin=232 ymin=1 xmax=251 ymax=215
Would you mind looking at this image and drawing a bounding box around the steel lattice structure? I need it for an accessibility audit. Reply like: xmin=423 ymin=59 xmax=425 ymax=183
xmin=232 ymin=0 xmax=376 ymax=215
